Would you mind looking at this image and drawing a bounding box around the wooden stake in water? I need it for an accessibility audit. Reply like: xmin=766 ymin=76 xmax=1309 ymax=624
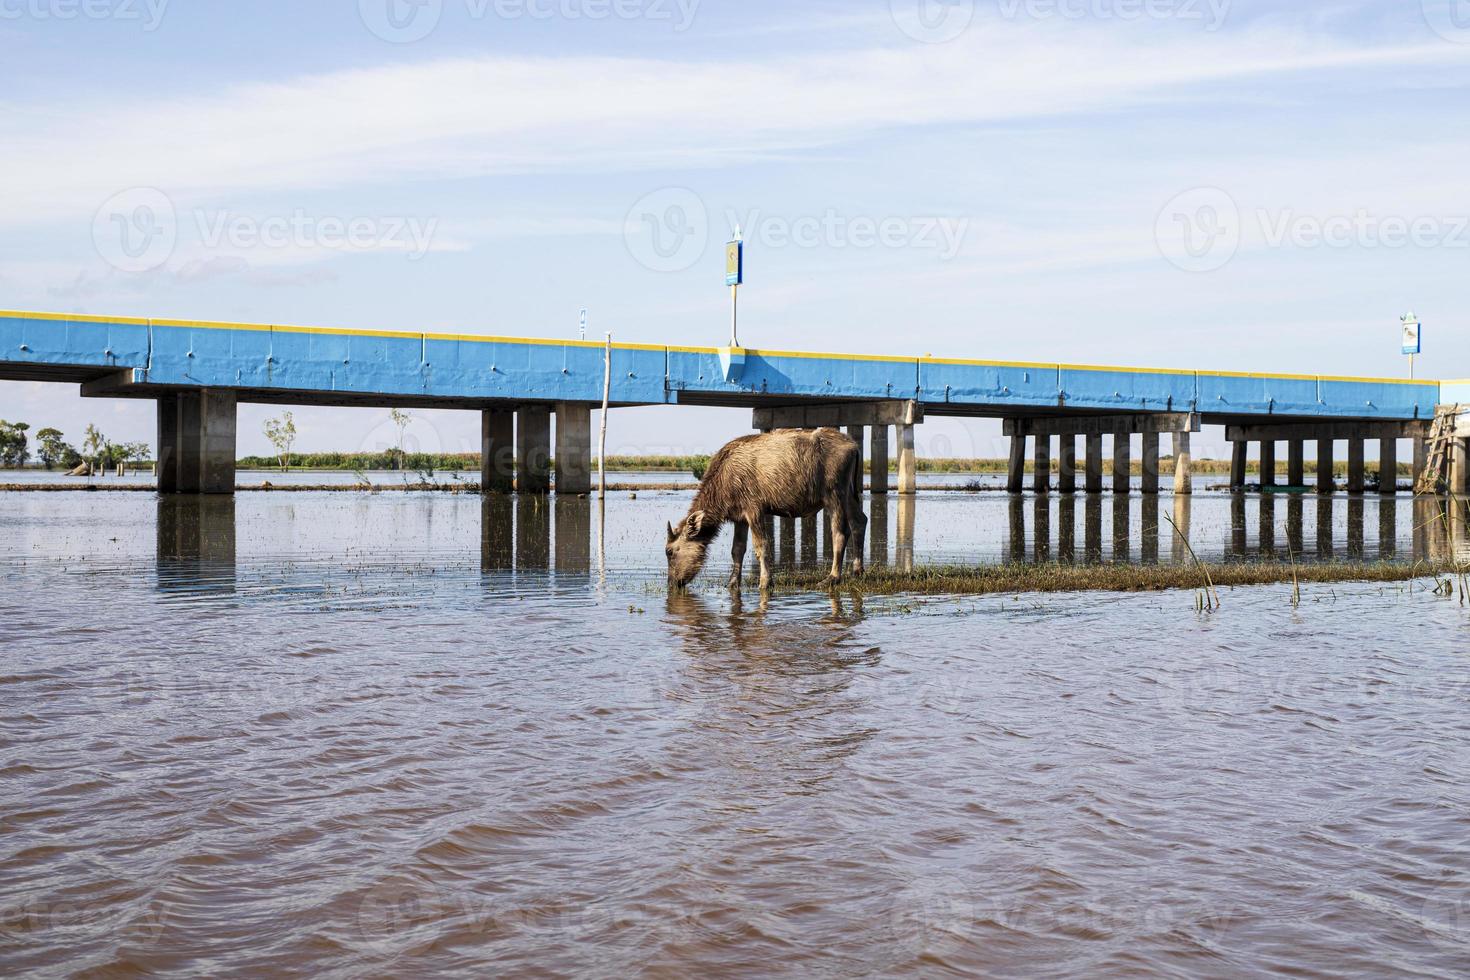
xmin=599 ymin=331 xmax=611 ymax=501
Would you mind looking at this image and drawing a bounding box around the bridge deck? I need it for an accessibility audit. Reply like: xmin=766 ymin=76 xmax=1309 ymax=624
xmin=0 ymin=310 xmax=1439 ymax=422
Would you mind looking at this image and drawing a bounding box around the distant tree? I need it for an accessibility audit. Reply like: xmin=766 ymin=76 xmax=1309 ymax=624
xmin=263 ymin=412 xmax=298 ymax=470
xmin=120 ymin=442 xmax=150 ymax=466
xmin=35 ymin=427 xmax=69 ymax=469
xmin=82 ymin=424 xmax=110 ymax=473
xmin=389 ymin=408 xmax=411 ymax=470
xmin=0 ymin=419 xmax=31 ymax=467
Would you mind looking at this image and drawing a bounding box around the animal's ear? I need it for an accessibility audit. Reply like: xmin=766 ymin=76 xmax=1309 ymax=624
xmin=667 ymin=521 xmax=678 ymax=542
xmin=686 ymin=510 xmax=707 ymax=536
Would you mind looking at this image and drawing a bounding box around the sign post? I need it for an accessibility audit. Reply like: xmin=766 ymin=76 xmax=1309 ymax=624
xmin=1401 ymin=312 xmax=1422 ymax=379
xmin=725 ymin=227 xmax=743 ymax=347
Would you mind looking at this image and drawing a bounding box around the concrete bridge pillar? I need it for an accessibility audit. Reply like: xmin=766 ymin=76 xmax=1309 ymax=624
xmin=1380 ymin=437 xmax=1398 ymax=495
xmin=1112 ymin=434 xmax=1131 ymax=495
xmin=516 ymin=406 xmax=551 ymax=494
xmin=897 ymin=422 xmax=917 ymax=495
xmin=1347 ymin=439 xmax=1366 ymax=495
xmin=1453 ymin=439 xmax=1470 ymax=496
xmin=1033 ymin=435 xmax=1050 ymax=495
xmin=1259 ymin=440 xmax=1276 ymax=489
xmin=870 ymin=425 xmax=890 ymax=495
xmin=1173 ymin=431 xmax=1192 ymax=495
xmin=1413 ymin=436 xmax=1428 ymax=490
xmin=1288 ymin=440 xmax=1305 ymax=487
xmin=1140 ymin=431 xmax=1160 ymax=495
xmin=156 ymin=390 xmax=236 ymax=494
xmin=1229 ymin=441 xmax=1247 ymax=491
xmin=1085 ymin=434 xmax=1103 ymax=494
xmin=1059 ymin=435 xmax=1077 ymax=494
xmin=1316 ymin=438 xmax=1335 ymax=494
xmin=1007 ymin=434 xmax=1025 ymax=494
xmin=480 ymin=409 xmax=515 ymax=493
xmin=554 ymin=402 xmax=592 ymax=495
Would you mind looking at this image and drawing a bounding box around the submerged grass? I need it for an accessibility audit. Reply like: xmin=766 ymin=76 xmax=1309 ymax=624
xmin=770 ymin=560 xmax=1457 ymax=597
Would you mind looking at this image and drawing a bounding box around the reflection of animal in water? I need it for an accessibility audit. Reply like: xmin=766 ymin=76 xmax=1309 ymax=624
xmin=666 ymin=428 xmax=867 ymax=591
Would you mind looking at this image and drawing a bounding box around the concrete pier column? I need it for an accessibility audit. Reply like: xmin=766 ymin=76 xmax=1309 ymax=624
xmin=1316 ymin=438 xmax=1335 ymax=494
xmin=554 ymin=403 xmax=592 ymax=495
xmin=846 ymin=425 xmax=865 ymax=498
xmin=1085 ymin=434 xmax=1104 ymax=495
xmin=480 ymin=409 xmax=515 ymax=493
xmin=1173 ymin=431 xmax=1192 ymax=495
xmin=801 ymin=513 xmax=818 ymax=564
xmin=1112 ymin=434 xmax=1131 ymax=495
xmin=157 ymin=390 xmax=237 ymax=494
xmin=516 ymin=406 xmax=552 ymax=494
xmin=1288 ymin=440 xmax=1305 ymax=487
xmin=1259 ymin=440 xmax=1276 ymax=489
xmin=1059 ymin=435 xmax=1077 ymax=495
xmin=1140 ymin=431 xmax=1160 ymax=495
xmin=1230 ymin=441 xmax=1247 ymax=491
xmin=870 ymin=426 xmax=890 ymax=495
xmin=1033 ymin=435 xmax=1051 ymax=495
xmin=1380 ymin=437 xmax=1399 ymax=495
xmin=1007 ymin=434 xmax=1026 ymax=494
xmin=1413 ymin=436 xmax=1428 ymax=491
xmin=1453 ymin=439 xmax=1470 ymax=496
xmin=897 ymin=423 xmax=917 ymax=495
xmin=1347 ymin=439 xmax=1366 ymax=495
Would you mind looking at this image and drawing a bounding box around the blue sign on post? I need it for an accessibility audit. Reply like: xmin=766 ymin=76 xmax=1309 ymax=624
xmin=1401 ymin=313 xmax=1422 ymax=355
xmin=725 ymin=238 xmax=743 ymax=286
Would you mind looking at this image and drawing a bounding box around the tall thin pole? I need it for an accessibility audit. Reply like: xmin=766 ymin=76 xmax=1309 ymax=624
xmin=598 ymin=331 xmax=611 ymax=500
xmin=730 ymin=284 xmax=739 ymax=347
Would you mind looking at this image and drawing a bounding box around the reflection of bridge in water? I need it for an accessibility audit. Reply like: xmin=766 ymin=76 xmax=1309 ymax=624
xmin=154 ymin=494 xmax=1470 ymax=594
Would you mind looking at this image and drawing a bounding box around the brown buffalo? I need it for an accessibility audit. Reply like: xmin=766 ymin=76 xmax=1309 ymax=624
xmin=666 ymin=428 xmax=867 ymax=590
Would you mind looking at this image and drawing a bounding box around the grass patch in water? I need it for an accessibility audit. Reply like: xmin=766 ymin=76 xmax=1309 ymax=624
xmin=770 ymin=561 xmax=1457 ymax=597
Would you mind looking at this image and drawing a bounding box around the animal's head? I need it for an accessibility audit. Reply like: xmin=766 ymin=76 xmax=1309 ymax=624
xmin=666 ymin=510 xmax=712 ymax=589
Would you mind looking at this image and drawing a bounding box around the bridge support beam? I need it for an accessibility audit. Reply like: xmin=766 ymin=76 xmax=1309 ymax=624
xmin=1259 ymin=440 xmax=1276 ymax=489
xmin=1140 ymin=431 xmax=1159 ymax=495
xmin=1173 ymin=431 xmax=1191 ymax=495
xmin=156 ymin=390 xmax=236 ymax=494
xmin=897 ymin=423 xmax=917 ymax=495
xmin=554 ymin=402 xmax=592 ymax=495
xmin=1317 ymin=439 xmax=1335 ymax=494
xmin=1085 ymin=434 xmax=1103 ymax=494
xmin=1007 ymin=435 xmax=1025 ymax=494
xmin=871 ymin=426 xmax=889 ymax=495
xmin=1454 ymin=439 xmax=1470 ymax=496
xmin=516 ymin=406 xmax=551 ymax=494
xmin=1288 ymin=440 xmax=1305 ymax=487
xmin=1380 ymin=437 xmax=1398 ymax=495
xmin=1347 ymin=439 xmax=1366 ymax=495
xmin=1059 ymin=435 xmax=1077 ymax=494
xmin=481 ymin=409 xmax=515 ymax=493
xmin=1230 ymin=441 xmax=1247 ymax=491
xmin=1413 ymin=436 xmax=1428 ymax=490
xmin=1033 ymin=435 xmax=1050 ymax=495
xmin=1113 ymin=434 xmax=1131 ymax=495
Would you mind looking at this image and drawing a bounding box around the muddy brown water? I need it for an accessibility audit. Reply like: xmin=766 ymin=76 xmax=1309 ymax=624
xmin=2 ymin=490 xmax=1469 ymax=977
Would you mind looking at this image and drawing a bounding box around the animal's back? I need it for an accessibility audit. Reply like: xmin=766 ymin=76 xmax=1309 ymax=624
xmin=698 ymin=428 xmax=858 ymax=520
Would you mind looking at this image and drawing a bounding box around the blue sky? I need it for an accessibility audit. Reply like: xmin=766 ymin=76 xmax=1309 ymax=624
xmin=2 ymin=0 xmax=1469 ymax=460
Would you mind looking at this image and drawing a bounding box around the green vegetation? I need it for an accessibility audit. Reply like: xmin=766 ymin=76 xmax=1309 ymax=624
xmin=262 ymin=412 xmax=298 ymax=470
xmin=0 ymin=419 xmax=29 ymax=467
xmin=771 ymin=560 xmax=1459 ymax=597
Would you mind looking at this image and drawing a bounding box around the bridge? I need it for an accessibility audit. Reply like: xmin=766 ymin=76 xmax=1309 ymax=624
xmin=2 ymin=308 xmax=1464 ymax=495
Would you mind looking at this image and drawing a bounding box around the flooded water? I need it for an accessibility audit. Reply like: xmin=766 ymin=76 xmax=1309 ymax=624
xmin=3 ymin=489 xmax=1470 ymax=977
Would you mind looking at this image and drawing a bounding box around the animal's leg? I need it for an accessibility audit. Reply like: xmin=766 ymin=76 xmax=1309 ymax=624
xmin=728 ymin=520 xmax=748 ymax=589
xmin=748 ymin=512 xmax=774 ymax=592
xmin=827 ymin=500 xmax=847 ymax=586
xmin=847 ymin=494 xmax=868 ymax=577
